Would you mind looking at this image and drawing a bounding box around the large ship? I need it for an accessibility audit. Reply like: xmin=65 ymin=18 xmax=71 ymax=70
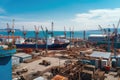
xmin=15 ymin=37 xmax=70 ymax=50
xmin=0 ymin=45 xmax=16 ymax=80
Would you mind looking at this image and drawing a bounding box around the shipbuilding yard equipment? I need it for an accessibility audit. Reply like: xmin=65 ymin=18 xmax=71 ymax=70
xmin=45 ymin=27 xmax=48 ymax=53
xmin=51 ymin=60 xmax=105 ymax=80
xmin=40 ymin=26 xmax=48 ymax=53
xmin=113 ymin=19 xmax=120 ymax=57
xmin=22 ymin=26 xmax=27 ymax=39
xmin=51 ymin=22 xmax=54 ymax=37
xmin=107 ymin=28 xmax=111 ymax=52
xmin=83 ymin=30 xmax=86 ymax=40
xmin=41 ymin=26 xmax=46 ymax=39
xmin=69 ymin=27 xmax=72 ymax=49
xmin=47 ymin=22 xmax=54 ymax=37
xmin=6 ymin=23 xmax=11 ymax=43
xmin=72 ymin=27 xmax=74 ymax=40
xmin=11 ymin=19 xmax=15 ymax=44
xmin=34 ymin=25 xmax=40 ymax=51
xmin=6 ymin=19 xmax=15 ymax=44
xmin=98 ymin=25 xmax=107 ymax=35
xmin=64 ymin=26 xmax=66 ymax=38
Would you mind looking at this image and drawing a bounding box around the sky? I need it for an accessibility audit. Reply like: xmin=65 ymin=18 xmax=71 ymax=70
xmin=0 ymin=0 xmax=120 ymax=31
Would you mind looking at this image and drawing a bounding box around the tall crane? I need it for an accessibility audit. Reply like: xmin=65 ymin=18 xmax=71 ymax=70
xmin=83 ymin=30 xmax=86 ymax=40
xmin=40 ymin=26 xmax=48 ymax=53
xmin=45 ymin=27 xmax=48 ymax=53
xmin=69 ymin=27 xmax=72 ymax=49
xmin=41 ymin=26 xmax=46 ymax=38
xmin=64 ymin=26 xmax=66 ymax=38
xmin=6 ymin=23 xmax=11 ymax=43
xmin=34 ymin=25 xmax=39 ymax=51
xmin=98 ymin=25 xmax=106 ymax=35
xmin=51 ymin=22 xmax=54 ymax=37
xmin=22 ymin=26 xmax=27 ymax=39
xmin=11 ymin=19 xmax=15 ymax=44
xmin=72 ymin=27 xmax=74 ymax=39
xmin=113 ymin=19 xmax=120 ymax=57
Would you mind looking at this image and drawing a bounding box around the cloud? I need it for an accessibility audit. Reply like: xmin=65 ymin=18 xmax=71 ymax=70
xmin=0 ymin=8 xmax=5 ymax=14
xmin=72 ymin=8 xmax=120 ymax=30
xmin=0 ymin=19 xmax=52 ymax=31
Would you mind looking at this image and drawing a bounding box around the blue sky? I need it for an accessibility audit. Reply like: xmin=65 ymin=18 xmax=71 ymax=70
xmin=0 ymin=0 xmax=120 ymax=31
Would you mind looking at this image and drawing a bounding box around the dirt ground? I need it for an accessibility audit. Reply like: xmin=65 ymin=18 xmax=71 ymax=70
xmin=14 ymin=56 xmax=67 ymax=74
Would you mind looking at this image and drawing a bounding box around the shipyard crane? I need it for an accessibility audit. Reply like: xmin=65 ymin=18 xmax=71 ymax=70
xmin=83 ymin=30 xmax=86 ymax=40
xmin=51 ymin=22 xmax=54 ymax=37
xmin=47 ymin=22 xmax=54 ymax=37
xmin=64 ymin=26 xmax=66 ymax=38
xmin=11 ymin=19 xmax=15 ymax=44
xmin=41 ymin=26 xmax=46 ymax=38
xmin=72 ymin=27 xmax=74 ymax=39
xmin=34 ymin=25 xmax=40 ymax=51
xmin=40 ymin=26 xmax=48 ymax=53
xmin=45 ymin=27 xmax=48 ymax=53
xmin=98 ymin=25 xmax=106 ymax=35
xmin=41 ymin=26 xmax=47 ymax=44
xmin=6 ymin=23 xmax=11 ymax=43
xmin=69 ymin=27 xmax=72 ymax=49
xmin=22 ymin=26 xmax=27 ymax=39
xmin=112 ymin=19 xmax=120 ymax=57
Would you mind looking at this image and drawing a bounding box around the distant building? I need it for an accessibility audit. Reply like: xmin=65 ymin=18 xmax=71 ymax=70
xmin=88 ymin=34 xmax=107 ymax=42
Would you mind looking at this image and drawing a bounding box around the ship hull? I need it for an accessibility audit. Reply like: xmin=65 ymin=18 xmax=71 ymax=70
xmin=97 ymin=41 xmax=120 ymax=48
xmin=15 ymin=43 xmax=69 ymax=50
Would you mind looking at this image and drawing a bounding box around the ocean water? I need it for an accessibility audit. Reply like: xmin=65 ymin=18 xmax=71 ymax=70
xmin=2 ymin=28 xmax=120 ymax=39
xmin=0 ymin=30 xmax=103 ymax=39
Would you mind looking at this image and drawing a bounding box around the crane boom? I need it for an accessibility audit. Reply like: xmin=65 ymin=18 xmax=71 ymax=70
xmin=117 ymin=19 xmax=120 ymax=29
xmin=41 ymin=26 xmax=46 ymax=37
xmin=64 ymin=26 xmax=66 ymax=38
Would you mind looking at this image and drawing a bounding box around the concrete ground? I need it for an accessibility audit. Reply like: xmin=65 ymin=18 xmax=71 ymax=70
xmin=104 ymin=72 xmax=120 ymax=80
xmin=14 ymin=56 xmax=67 ymax=74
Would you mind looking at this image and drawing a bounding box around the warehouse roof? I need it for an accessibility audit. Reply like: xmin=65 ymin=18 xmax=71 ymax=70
xmin=33 ymin=77 xmax=44 ymax=80
xmin=90 ymin=51 xmax=111 ymax=59
xmin=89 ymin=34 xmax=107 ymax=37
xmin=14 ymin=53 xmax=32 ymax=58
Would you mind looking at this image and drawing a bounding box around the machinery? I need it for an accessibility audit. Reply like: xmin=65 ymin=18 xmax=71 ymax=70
xmin=39 ymin=60 xmax=51 ymax=66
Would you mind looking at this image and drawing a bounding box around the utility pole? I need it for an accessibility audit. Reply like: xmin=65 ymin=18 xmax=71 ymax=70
xmin=11 ymin=19 xmax=15 ymax=45
xmin=46 ymin=27 xmax=48 ymax=54
xmin=22 ymin=26 xmax=27 ymax=39
xmin=7 ymin=23 xmax=11 ymax=44
xmin=107 ymin=28 xmax=111 ymax=52
xmin=51 ymin=22 xmax=54 ymax=37
xmin=70 ymin=27 xmax=72 ymax=49
xmin=83 ymin=30 xmax=86 ymax=40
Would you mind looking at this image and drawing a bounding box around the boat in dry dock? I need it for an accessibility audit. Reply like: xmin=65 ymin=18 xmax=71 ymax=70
xmin=15 ymin=37 xmax=70 ymax=50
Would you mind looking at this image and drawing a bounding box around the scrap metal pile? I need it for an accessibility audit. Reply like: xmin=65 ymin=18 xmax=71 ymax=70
xmin=51 ymin=60 xmax=105 ymax=80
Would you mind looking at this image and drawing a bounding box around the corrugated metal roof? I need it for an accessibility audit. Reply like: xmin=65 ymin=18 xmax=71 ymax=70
xmin=89 ymin=34 xmax=107 ymax=37
xmin=90 ymin=51 xmax=111 ymax=59
xmin=33 ymin=77 xmax=44 ymax=80
xmin=14 ymin=53 xmax=32 ymax=58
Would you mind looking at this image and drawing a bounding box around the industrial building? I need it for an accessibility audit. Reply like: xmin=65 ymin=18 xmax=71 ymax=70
xmin=14 ymin=53 xmax=32 ymax=62
xmin=12 ymin=56 xmax=20 ymax=66
xmin=88 ymin=34 xmax=107 ymax=42
xmin=89 ymin=51 xmax=111 ymax=68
